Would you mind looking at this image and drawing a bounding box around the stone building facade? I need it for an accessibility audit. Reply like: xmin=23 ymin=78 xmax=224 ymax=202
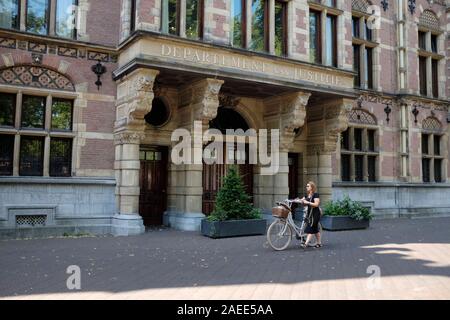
xmin=0 ymin=0 xmax=449 ymax=238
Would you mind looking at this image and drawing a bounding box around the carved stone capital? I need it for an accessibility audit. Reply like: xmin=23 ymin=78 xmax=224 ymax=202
xmin=114 ymin=131 xmax=145 ymax=145
xmin=190 ymin=78 xmax=224 ymax=123
xmin=324 ymin=98 xmax=354 ymax=152
xmin=280 ymin=91 xmax=311 ymax=151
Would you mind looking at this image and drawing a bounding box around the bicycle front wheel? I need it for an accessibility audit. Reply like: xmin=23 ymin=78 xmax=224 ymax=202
xmin=267 ymin=219 xmax=292 ymax=251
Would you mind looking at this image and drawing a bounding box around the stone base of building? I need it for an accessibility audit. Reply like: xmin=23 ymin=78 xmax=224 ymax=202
xmin=163 ymin=211 xmax=206 ymax=231
xmin=333 ymin=183 xmax=450 ymax=219
xmin=111 ymin=214 xmax=145 ymax=236
xmin=0 ymin=218 xmax=113 ymax=240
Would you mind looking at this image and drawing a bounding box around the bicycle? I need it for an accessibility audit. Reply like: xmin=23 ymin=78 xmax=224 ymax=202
xmin=267 ymin=199 xmax=321 ymax=251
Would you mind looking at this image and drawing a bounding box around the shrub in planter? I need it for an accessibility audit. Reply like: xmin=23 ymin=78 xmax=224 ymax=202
xmin=321 ymin=195 xmax=373 ymax=231
xmin=202 ymin=166 xmax=264 ymax=238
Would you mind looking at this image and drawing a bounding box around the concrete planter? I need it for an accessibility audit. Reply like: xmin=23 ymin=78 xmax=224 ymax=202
xmin=321 ymin=215 xmax=370 ymax=231
xmin=201 ymin=219 xmax=267 ymax=239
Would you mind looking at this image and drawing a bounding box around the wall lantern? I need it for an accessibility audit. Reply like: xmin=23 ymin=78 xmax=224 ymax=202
xmin=384 ymin=104 xmax=392 ymax=124
xmin=91 ymin=60 xmax=107 ymax=91
xmin=412 ymin=105 xmax=420 ymax=124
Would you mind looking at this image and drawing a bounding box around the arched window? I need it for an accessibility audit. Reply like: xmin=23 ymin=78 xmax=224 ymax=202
xmin=418 ymin=10 xmax=443 ymax=98
xmin=421 ymin=116 xmax=444 ymax=183
xmin=340 ymin=108 xmax=378 ymax=182
xmin=352 ymin=0 xmax=378 ymax=89
xmin=0 ymin=65 xmax=75 ymax=177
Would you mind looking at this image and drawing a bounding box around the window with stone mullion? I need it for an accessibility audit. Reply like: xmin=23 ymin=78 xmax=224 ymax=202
xmin=340 ymin=126 xmax=378 ymax=182
xmin=0 ymin=91 xmax=74 ymax=177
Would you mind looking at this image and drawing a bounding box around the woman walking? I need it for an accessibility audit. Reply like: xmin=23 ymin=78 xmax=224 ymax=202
xmin=297 ymin=181 xmax=322 ymax=249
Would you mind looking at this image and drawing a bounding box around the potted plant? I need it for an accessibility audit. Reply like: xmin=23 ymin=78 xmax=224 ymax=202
xmin=321 ymin=195 xmax=373 ymax=231
xmin=201 ymin=166 xmax=265 ymax=238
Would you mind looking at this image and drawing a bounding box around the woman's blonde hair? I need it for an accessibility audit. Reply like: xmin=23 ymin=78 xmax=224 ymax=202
xmin=307 ymin=181 xmax=317 ymax=193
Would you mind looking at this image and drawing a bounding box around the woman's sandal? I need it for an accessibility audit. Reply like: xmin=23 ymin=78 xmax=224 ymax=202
xmin=300 ymin=243 xmax=308 ymax=249
xmin=314 ymin=244 xmax=323 ymax=248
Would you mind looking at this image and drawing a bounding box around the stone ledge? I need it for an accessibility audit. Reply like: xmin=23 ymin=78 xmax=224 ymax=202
xmin=333 ymin=182 xmax=450 ymax=188
xmin=0 ymin=177 xmax=116 ymax=185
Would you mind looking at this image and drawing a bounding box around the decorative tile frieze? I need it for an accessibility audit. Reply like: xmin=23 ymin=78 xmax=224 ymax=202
xmin=88 ymin=51 xmax=109 ymax=62
xmin=18 ymin=41 xmax=27 ymax=50
xmin=28 ymin=42 xmax=47 ymax=53
xmin=58 ymin=47 xmax=78 ymax=58
xmin=0 ymin=38 xmax=16 ymax=49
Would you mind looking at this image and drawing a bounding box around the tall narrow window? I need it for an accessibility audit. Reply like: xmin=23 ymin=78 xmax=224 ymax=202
xmin=364 ymin=18 xmax=372 ymax=41
xmin=19 ymin=136 xmax=44 ymax=176
xmin=365 ymin=47 xmax=373 ymax=89
xmin=274 ymin=1 xmax=287 ymax=56
xmin=26 ymin=0 xmax=50 ymax=35
xmin=21 ymin=96 xmax=46 ymax=129
xmin=355 ymin=155 xmax=364 ymax=181
xmin=354 ymin=128 xmax=363 ymax=151
xmin=341 ymin=154 xmax=351 ymax=182
xmin=353 ymin=44 xmax=361 ymax=87
xmin=422 ymin=134 xmax=429 ymax=155
xmin=0 ymin=134 xmax=14 ymax=176
xmin=422 ymin=158 xmax=430 ymax=182
xmin=433 ymin=135 xmax=440 ymax=156
xmin=352 ymin=16 xmax=360 ymax=38
xmin=325 ymin=15 xmax=337 ymax=67
xmin=434 ymin=159 xmax=442 ymax=183
xmin=161 ymin=0 xmax=178 ymax=35
xmin=309 ymin=10 xmax=321 ymax=64
xmin=419 ymin=56 xmax=427 ymax=96
xmin=367 ymin=130 xmax=375 ymax=152
xmin=50 ymin=138 xmax=72 ymax=177
xmin=430 ymin=34 xmax=437 ymax=53
xmin=250 ymin=0 xmax=267 ymax=52
xmin=0 ymin=0 xmax=20 ymax=30
xmin=51 ymin=99 xmax=73 ymax=131
xmin=432 ymin=59 xmax=438 ymax=98
xmin=368 ymin=156 xmax=376 ymax=182
xmin=418 ymin=31 xmax=427 ymax=50
xmin=186 ymin=0 xmax=203 ymax=39
xmin=130 ymin=0 xmax=136 ymax=33
xmin=341 ymin=130 xmax=349 ymax=150
xmin=231 ymin=0 xmax=244 ymax=48
xmin=56 ymin=0 xmax=77 ymax=39
xmin=0 ymin=93 xmax=16 ymax=127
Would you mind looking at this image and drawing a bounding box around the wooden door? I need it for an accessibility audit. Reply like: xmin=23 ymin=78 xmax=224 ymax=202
xmin=202 ymin=144 xmax=253 ymax=215
xmin=139 ymin=147 xmax=168 ymax=226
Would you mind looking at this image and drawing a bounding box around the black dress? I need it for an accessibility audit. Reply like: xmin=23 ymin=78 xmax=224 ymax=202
xmin=304 ymin=193 xmax=321 ymax=234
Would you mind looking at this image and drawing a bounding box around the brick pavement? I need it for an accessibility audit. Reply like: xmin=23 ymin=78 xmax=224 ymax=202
xmin=0 ymin=217 xmax=449 ymax=300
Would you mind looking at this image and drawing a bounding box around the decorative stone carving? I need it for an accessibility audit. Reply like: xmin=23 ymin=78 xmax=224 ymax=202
xmin=191 ymin=78 xmax=224 ymax=124
xmin=280 ymin=91 xmax=311 ymax=151
xmin=114 ymin=131 xmax=145 ymax=145
xmin=422 ymin=116 xmax=443 ymax=132
xmin=0 ymin=65 xmax=75 ymax=91
xmin=349 ymin=108 xmax=377 ymax=125
xmin=419 ymin=10 xmax=440 ymax=31
xmin=324 ymin=99 xmax=354 ymax=152
xmin=121 ymin=69 xmax=160 ymax=129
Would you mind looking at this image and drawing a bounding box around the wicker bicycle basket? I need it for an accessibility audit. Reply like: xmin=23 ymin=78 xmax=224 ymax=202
xmin=272 ymin=203 xmax=291 ymax=219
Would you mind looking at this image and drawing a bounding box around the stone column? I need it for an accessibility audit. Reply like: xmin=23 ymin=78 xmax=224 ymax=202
xmin=164 ymin=78 xmax=224 ymax=231
xmin=305 ymin=98 xmax=353 ymax=204
xmin=112 ymin=68 xmax=159 ymax=236
xmin=257 ymin=91 xmax=310 ymax=217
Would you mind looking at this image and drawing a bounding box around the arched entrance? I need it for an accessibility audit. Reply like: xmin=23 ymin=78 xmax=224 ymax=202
xmin=202 ymin=107 xmax=254 ymax=214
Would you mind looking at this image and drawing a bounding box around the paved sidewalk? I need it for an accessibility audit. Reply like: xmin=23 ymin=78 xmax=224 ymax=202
xmin=0 ymin=217 xmax=449 ymax=300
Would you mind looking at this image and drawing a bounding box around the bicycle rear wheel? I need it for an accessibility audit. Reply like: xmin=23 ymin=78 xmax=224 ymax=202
xmin=267 ymin=219 xmax=292 ymax=251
